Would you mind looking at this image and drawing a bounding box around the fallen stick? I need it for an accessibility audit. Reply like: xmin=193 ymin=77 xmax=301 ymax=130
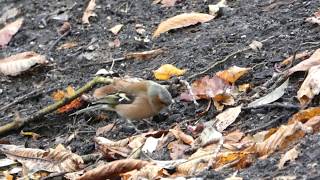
xmin=0 ymin=76 xmax=113 ymax=137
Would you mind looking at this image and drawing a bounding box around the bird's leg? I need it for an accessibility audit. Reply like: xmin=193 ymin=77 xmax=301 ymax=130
xmin=126 ymin=119 xmax=142 ymax=133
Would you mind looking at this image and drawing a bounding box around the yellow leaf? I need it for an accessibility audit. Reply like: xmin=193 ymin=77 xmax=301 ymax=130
xmin=154 ymin=64 xmax=186 ymax=80
xmin=216 ymin=66 xmax=250 ymax=84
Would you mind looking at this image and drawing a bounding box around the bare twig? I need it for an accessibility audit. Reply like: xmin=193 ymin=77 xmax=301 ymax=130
xmin=0 ymin=88 xmax=48 ymax=112
xmin=81 ymin=57 xmax=125 ymax=68
xmin=188 ymin=36 xmax=275 ymax=80
xmin=242 ymin=103 xmax=300 ymax=111
xmin=48 ymin=30 xmax=71 ymax=52
xmin=0 ymin=76 xmax=113 ymax=136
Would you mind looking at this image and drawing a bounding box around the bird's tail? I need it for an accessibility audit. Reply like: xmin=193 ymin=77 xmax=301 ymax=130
xmin=71 ymin=104 xmax=114 ymax=116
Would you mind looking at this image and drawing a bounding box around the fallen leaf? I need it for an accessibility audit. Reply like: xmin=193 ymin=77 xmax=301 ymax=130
xmin=255 ymin=121 xmax=308 ymax=156
xmin=288 ymin=48 xmax=320 ymax=75
xmin=216 ymin=66 xmax=250 ymax=84
xmin=215 ymin=105 xmax=242 ymax=132
xmin=121 ymin=164 xmax=168 ymax=180
xmin=57 ymin=42 xmax=78 ymax=50
xmin=306 ymin=10 xmax=320 ymax=25
xmin=168 ymin=141 xmax=189 ymax=160
xmin=20 ymin=131 xmax=41 ymax=140
xmin=51 ymin=86 xmax=83 ymax=113
xmin=0 ymin=51 xmax=48 ymax=76
xmin=0 ymin=144 xmax=84 ymax=173
xmin=214 ymin=151 xmax=253 ymax=169
xmin=273 ymin=176 xmax=297 ymax=180
xmin=238 ymin=83 xmax=251 ymax=92
xmin=208 ymin=0 xmax=227 ymax=17
xmin=180 ymin=75 xmax=232 ymax=101
xmin=297 ymin=65 xmax=320 ymax=106
xmin=0 ymin=7 xmax=19 ymax=24
xmin=94 ymin=136 xmax=131 ymax=160
xmin=58 ymin=21 xmax=71 ymax=35
xmin=142 ymin=137 xmax=159 ymax=154
xmin=125 ymin=49 xmax=164 ymax=61
xmin=154 ymin=64 xmax=186 ymax=80
xmin=278 ymin=146 xmax=299 ymax=169
xmin=77 ymin=159 xmax=150 ymax=180
xmin=170 ymin=127 xmax=194 ymax=145
xmin=247 ymin=79 xmax=289 ymax=107
xmin=82 ymin=0 xmax=96 ymax=24
xmin=109 ymin=24 xmax=123 ymax=35
xmin=153 ymin=0 xmax=177 ymax=7
xmin=249 ymin=40 xmax=263 ymax=51
xmin=153 ymin=12 xmax=214 ymax=38
xmin=0 ymin=18 xmax=23 ymax=48
xmin=199 ymin=126 xmax=223 ymax=146
xmin=279 ymin=50 xmax=311 ymax=66
xmin=96 ymin=123 xmax=115 ymax=136
xmin=288 ymin=107 xmax=320 ymax=124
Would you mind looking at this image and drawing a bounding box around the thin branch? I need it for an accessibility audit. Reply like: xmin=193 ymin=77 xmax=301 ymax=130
xmin=0 ymin=76 xmax=113 ymax=136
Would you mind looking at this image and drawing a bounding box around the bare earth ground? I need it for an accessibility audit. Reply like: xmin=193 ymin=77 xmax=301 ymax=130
xmin=1 ymin=0 xmax=320 ymax=179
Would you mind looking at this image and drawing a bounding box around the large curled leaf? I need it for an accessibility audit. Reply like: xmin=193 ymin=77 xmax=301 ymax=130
xmin=0 ymin=51 xmax=48 ymax=76
xmin=153 ymin=12 xmax=214 ymax=38
xmin=297 ymin=65 xmax=320 ymax=106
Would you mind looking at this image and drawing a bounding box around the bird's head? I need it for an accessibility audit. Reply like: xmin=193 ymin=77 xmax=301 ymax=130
xmin=148 ymin=81 xmax=174 ymax=107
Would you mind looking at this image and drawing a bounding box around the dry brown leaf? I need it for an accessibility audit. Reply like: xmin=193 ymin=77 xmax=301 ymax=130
xmin=216 ymin=66 xmax=250 ymax=84
xmin=255 ymin=122 xmax=309 ymax=156
xmin=297 ymin=65 xmax=320 ymax=106
xmin=215 ymin=105 xmax=242 ymax=132
xmin=109 ymin=24 xmax=123 ymax=35
xmin=96 ymin=123 xmax=115 ymax=136
xmin=77 ymin=159 xmax=150 ymax=180
xmin=153 ymin=12 xmax=214 ymax=38
xmin=304 ymin=116 xmax=320 ymax=132
xmin=238 ymin=83 xmax=250 ymax=92
xmin=82 ymin=0 xmax=96 ymax=24
xmin=154 ymin=64 xmax=186 ymax=80
xmin=278 ymin=146 xmax=299 ymax=169
xmin=57 ymin=42 xmax=78 ymax=50
xmin=224 ymin=130 xmax=244 ymax=143
xmin=121 ymin=164 xmax=168 ymax=180
xmin=0 ymin=51 xmax=48 ymax=76
xmin=20 ymin=131 xmax=41 ymax=140
xmin=288 ymin=107 xmax=320 ymax=124
xmin=168 ymin=141 xmax=189 ymax=160
xmin=279 ymin=50 xmax=312 ymax=66
xmin=0 ymin=18 xmax=23 ymax=48
xmin=306 ymin=10 xmax=320 ymax=25
xmin=198 ymin=126 xmax=223 ymax=147
xmin=0 ymin=144 xmax=84 ymax=173
xmin=180 ymin=75 xmax=233 ymax=102
xmin=125 ymin=48 xmax=165 ymax=61
xmin=170 ymin=127 xmax=194 ymax=145
xmin=94 ymin=137 xmax=131 ymax=160
xmin=214 ymin=151 xmax=254 ymax=169
xmin=287 ymin=48 xmax=320 ymax=75
xmin=58 ymin=21 xmax=71 ymax=35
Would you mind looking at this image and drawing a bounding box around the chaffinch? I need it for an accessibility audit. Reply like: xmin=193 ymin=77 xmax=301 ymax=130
xmin=75 ymin=77 xmax=173 ymax=130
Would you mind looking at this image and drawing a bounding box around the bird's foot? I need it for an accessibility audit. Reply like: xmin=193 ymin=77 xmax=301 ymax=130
xmin=126 ymin=119 xmax=142 ymax=134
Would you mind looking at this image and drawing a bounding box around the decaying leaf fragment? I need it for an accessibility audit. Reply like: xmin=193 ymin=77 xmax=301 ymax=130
xmin=125 ymin=48 xmax=165 ymax=61
xmin=94 ymin=136 xmax=132 ymax=160
xmin=306 ymin=10 xmax=320 ymax=25
xmin=153 ymin=0 xmax=177 ymax=7
xmin=153 ymin=12 xmax=214 ymax=38
xmin=297 ymin=65 xmax=320 ymax=106
xmin=287 ymin=48 xmax=320 ymax=75
xmin=0 ymin=51 xmax=48 ymax=76
xmin=0 ymin=18 xmax=23 ymax=48
xmin=82 ymin=0 xmax=96 ymax=24
xmin=169 ymin=127 xmax=195 ymax=145
xmin=154 ymin=64 xmax=186 ymax=80
xmin=208 ymin=0 xmax=227 ymax=17
xmin=0 ymin=144 xmax=84 ymax=173
xmin=52 ymin=86 xmax=83 ymax=113
xmin=216 ymin=66 xmax=250 ymax=84
xmin=215 ymin=105 xmax=242 ymax=132
xmin=109 ymin=24 xmax=123 ymax=35
xmin=278 ymin=146 xmax=299 ymax=169
xmin=247 ymin=79 xmax=289 ymax=107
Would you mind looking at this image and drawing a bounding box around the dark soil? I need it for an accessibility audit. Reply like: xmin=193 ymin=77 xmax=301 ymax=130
xmin=1 ymin=0 xmax=320 ymax=179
